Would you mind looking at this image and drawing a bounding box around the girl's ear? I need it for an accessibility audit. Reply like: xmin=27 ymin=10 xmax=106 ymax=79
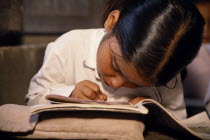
xmin=104 ymin=10 xmax=120 ymax=31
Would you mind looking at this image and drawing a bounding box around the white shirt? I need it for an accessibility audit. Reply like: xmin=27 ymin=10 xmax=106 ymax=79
xmin=26 ymin=28 xmax=186 ymax=120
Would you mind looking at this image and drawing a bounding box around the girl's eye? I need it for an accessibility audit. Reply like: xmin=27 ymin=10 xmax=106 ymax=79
xmin=112 ymin=57 xmax=128 ymax=80
xmin=112 ymin=57 xmax=121 ymax=73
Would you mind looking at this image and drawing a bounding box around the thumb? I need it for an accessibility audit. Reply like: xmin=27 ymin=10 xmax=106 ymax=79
xmin=96 ymin=91 xmax=107 ymax=101
xmin=101 ymin=92 xmax=107 ymax=101
xmin=129 ymin=97 xmax=148 ymax=105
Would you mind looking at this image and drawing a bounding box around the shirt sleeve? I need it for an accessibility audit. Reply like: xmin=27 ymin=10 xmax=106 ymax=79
xmin=159 ymin=74 xmax=187 ymax=120
xmin=25 ymin=40 xmax=75 ymax=106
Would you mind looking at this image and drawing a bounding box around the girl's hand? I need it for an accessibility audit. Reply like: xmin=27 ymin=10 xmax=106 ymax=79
xmin=71 ymin=80 xmax=107 ymax=101
xmin=129 ymin=97 xmax=149 ymax=105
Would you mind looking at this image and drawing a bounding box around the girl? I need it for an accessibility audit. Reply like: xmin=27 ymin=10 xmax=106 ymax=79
xmin=26 ymin=0 xmax=204 ymax=121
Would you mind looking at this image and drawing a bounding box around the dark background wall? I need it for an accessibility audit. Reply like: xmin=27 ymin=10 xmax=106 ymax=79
xmin=0 ymin=0 xmax=105 ymax=105
xmin=24 ymin=0 xmax=104 ymax=33
xmin=0 ymin=0 xmax=23 ymax=45
xmin=0 ymin=0 xmax=105 ymax=45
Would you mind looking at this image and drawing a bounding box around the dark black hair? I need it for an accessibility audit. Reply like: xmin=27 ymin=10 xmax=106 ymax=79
xmin=104 ymin=0 xmax=205 ymax=86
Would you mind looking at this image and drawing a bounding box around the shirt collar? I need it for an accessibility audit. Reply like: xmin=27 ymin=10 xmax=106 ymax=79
xmin=83 ymin=28 xmax=106 ymax=79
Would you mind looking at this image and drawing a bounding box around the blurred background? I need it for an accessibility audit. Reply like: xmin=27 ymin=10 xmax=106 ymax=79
xmin=0 ymin=0 xmax=210 ymax=118
xmin=0 ymin=0 xmax=105 ymax=106
xmin=0 ymin=0 xmax=105 ymax=46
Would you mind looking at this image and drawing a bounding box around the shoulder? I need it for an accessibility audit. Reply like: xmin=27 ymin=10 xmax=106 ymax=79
xmin=55 ymin=28 xmax=103 ymax=45
xmin=45 ymin=28 xmax=101 ymax=53
xmin=44 ymin=28 xmax=104 ymax=59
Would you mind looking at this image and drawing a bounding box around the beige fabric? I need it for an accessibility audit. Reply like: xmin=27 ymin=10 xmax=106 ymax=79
xmin=0 ymin=104 xmax=144 ymax=140
xmin=0 ymin=104 xmax=38 ymax=132
xmin=19 ymin=111 xmax=144 ymax=140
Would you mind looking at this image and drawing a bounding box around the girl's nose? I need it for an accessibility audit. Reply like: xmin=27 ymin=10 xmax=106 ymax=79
xmin=111 ymin=76 xmax=126 ymax=89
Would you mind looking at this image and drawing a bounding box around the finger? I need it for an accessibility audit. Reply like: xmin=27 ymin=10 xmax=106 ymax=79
xmin=94 ymin=94 xmax=103 ymax=101
xmin=94 ymin=95 xmax=100 ymax=101
xmin=99 ymin=91 xmax=107 ymax=101
xmin=83 ymin=80 xmax=101 ymax=94
xmin=78 ymin=93 xmax=92 ymax=100
xmin=102 ymin=94 xmax=107 ymax=101
xmin=95 ymin=92 xmax=107 ymax=101
xmin=129 ymin=97 xmax=148 ymax=105
xmin=80 ymin=85 xmax=98 ymax=100
xmin=74 ymin=90 xmax=92 ymax=100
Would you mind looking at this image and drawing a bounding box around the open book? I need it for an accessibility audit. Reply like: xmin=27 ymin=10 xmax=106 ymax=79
xmin=30 ymin=95 xmax=210 ymax=140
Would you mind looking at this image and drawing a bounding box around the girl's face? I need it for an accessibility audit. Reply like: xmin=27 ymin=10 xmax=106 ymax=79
xmin=97 ymin=35 xmax=152 ymax=89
